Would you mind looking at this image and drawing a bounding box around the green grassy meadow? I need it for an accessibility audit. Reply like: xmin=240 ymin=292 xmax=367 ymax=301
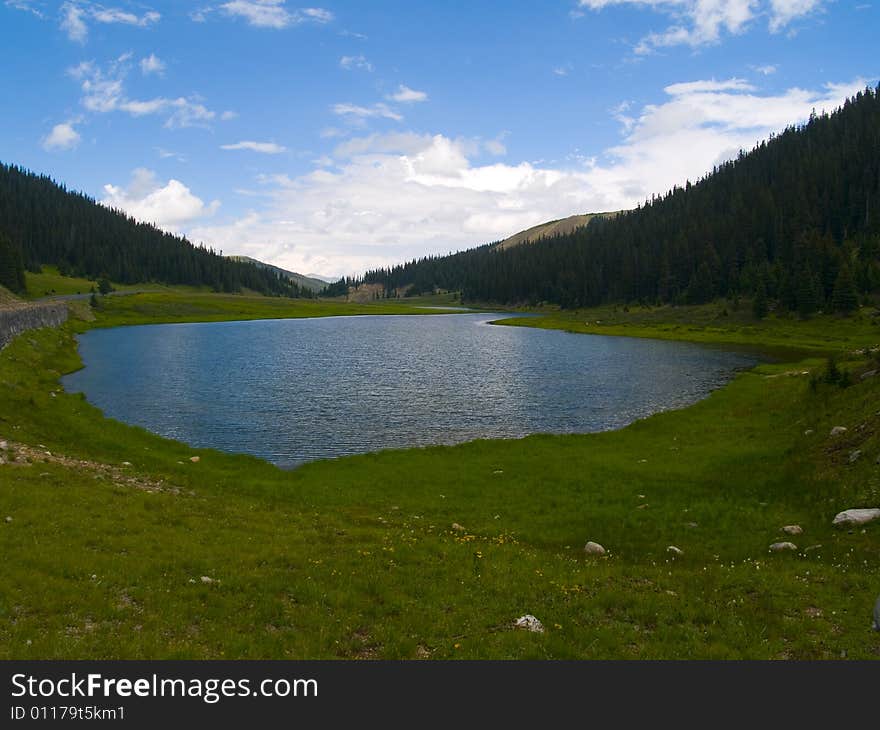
xmin=1 ymin=291 xmax=880 ymax=659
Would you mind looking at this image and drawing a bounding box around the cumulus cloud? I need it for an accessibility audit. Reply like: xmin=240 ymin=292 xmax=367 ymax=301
xmin=188 ymin=76 xmax=868 ymax=278
xmin=58 ymin=2 xmax=160 ymax=43
xmin=578 ymin=0 xmax=827 ymax=53
xmin=387 ymin=85 xmax=428 ymax=103
xmin=42 ymin=122 xmax=81 ymax=151
xmin=219 ymin=1 xmax=333 ymax=29
xmin=140 ymin=53 xmax=165 ymax=75
xmin=101 ymin=168 xmax=220 ymax=230
xmin=221 ymin=140 xmax=287 ymax=153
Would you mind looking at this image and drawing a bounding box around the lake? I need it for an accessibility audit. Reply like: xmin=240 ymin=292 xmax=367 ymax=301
xmin=63 ymin=313 xmax=760 ymax=468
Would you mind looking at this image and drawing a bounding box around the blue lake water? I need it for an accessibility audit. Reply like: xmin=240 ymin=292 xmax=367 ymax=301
xmin=63 ymin=313 xmax=760 ymax=468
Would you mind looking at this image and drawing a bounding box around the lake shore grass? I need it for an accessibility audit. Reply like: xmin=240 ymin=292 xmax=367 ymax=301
xmin=1 ymin=291 xmax=880 ymax=659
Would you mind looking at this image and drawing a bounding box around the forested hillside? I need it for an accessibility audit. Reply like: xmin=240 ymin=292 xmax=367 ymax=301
xmin=0 ymin=163 xmax=308 ymax=297
xmin=363 ymin=84 xmax=880 ymax=313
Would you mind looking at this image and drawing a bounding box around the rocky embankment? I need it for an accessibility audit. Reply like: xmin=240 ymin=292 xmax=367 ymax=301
xmin=0 ymin=297 xmax=68 ymax=349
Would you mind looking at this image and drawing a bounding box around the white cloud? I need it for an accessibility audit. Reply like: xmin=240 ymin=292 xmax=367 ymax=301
xmin=188 ymin=76 xmax=868 ymax=278
xmin=140 ymin=53 xmax=165 ymax=75
xmin=221 ymin=140 xmax=287 ymax=154
xmin=664 ymin=78 xmax=755 ymax=94
xmin=333 ymin=102 xmax=403 ymax=122
xmin=387 ymin=85 xmax=428 ymax=103
xmin=752 ymin=64 xmax=777 ymax=75
xmin=92 ymin=7 xmax=160 ymax=27
xmin=42 ymin=122 xmax=81 ymax=151
xmin=69 ymin=58 xmax=217 ymax=128
xmin=339 ymin=55 xmax=373 ymax=71
xmin=579 ymin=0 xmax=827 ymax=53
xmin=60 ymin=2 xmax=88 ymax=42
xmin=219 ymin=1 xmax=334 ymax=28
xmin=58 ymin=2 xmax=160 ymax=43
xmin=5 ymin=1 xmax=43 ymax=17
xmin=301 ymin=7 xmax=333 ymax=22
xmin=101 ymin=168 xmax=220 ymax=230
xmin=767 ymin=0 xmax=823 ymax=32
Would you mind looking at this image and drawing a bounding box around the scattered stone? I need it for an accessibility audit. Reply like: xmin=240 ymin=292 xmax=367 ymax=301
xmin=416 ymin=645 xmax=431 ymax=659
xmin=849 ymin=450 xmax=862 ymax=464
xmin=492 ymin=470 xmax=503 ymax=475
xmin=451 ymin=523 xmax=466 ymax=532
xmin=667 ymin=546 xmax=683 ymax=556
xmin=782 ymin=525 xmax=803 ymax=536
xmin=200 ymin=576 xmax=215 ymax=584
xmin=805 ymin=606 xmax=823 ymax=619
xmin=804 ymin=544 xmax=823 ymax=553
xmin=830 ymin=426 xmax=847 ymax=436
xmin=121 ymin=461 xmax=132 ymax=467
xmin=861 ymin=370 xmax=877 ymax=380
xmin=832 ymin=508 xmax=880 ymax=527
xmin=636 ymin=504 xmax=648 ymax=510
xmin=189 ymin=456 xmax=200 ymax=463
xmin=0 ymin=440 xmax=7 ymax=450
xmin=583 ymin=541 xmax=606 ymax=556
xmin=769 ymin=542 xmax=798 ymax=552
xmin=804 ymin=429 xmax=814 ymax=436
xmin=4 ymin=516 xmax=11 ymax=523
xmin=685 ymin=522 xmax=699 ymax=528
xmin=513 ymin=615 xmax=545 ymax=633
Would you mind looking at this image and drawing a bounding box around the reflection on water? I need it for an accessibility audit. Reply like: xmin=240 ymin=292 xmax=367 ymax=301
xmin=63 ymin=313 xmax=759 ymax=468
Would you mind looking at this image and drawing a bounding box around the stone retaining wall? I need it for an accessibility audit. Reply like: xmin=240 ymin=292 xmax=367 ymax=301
xmin=0 ymin=301 xmax=69 ymax=350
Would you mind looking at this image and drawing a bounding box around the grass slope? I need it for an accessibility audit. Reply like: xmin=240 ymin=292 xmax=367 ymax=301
xmin=1 ymin=296 xmax=879 ymax=659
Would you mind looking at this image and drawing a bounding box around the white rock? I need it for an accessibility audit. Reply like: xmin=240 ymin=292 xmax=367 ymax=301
xmin=803 ymin=430 xmax=814 ymax=436
xmin=200 ymin=576 xmax=215 ymax=584
xmin=782 ymin=525 xmax=803 ymax=536
xmin=189 ymin=456 xmax=201 ymax=463
xmin=830 ymin=426 xmax=847 ymax=436
xmin=832 ymin=508 xmax=880 ymax=527
xmin=513 ymin=615 xmax=545 ymax=633
xmin=4 ymin=516 xmax=11 ymax=523
xmin=769 ymin=542 xmax=798 ymax=552
xmin=451 ymin=523 xmax=466 ymax=532
xmin=849 ymin=450 xmax=862 ymax=464
xmin=0 ymin=440 xmax=7 ymax=450
xmin=667 ymin=545 xmax=683 ymax=556
xmin=583 ymin=541 xmax=606 ymax=556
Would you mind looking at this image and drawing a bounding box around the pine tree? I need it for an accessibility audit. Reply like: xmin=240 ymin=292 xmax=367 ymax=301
xmin=0 ymin=231 xmax=26 ymax=294
xmin=795 ymin=266 xmax=819 ymax=318
xmin=752 ymin=278 xmax=769 ymax=320
xmin=831 ymin=264 xmax=859 ymax=313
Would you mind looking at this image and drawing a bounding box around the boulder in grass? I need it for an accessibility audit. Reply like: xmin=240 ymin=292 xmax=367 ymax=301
xmin=583 ymin=541 xmax=606 ymax=556
xmin=769 ymin=542 xmax=798 ymax=552
xmin=782 ymin=525 xmax=803 ymax=536
xmin=513 ymin=615 xmax=545 ymax=633
xmin=832 ymin=508 xmax=880 ymax=527
xmin=830 ymin=426 xmax=847 ymax=436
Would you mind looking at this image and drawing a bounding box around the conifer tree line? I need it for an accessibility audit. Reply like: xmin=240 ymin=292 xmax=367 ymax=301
xmin=361 ymin=84 xmax=880 ymax=315
xmin=0 ymin=162 xmax=311 ymax=298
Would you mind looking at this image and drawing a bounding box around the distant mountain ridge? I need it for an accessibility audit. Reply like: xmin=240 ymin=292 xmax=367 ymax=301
xmin=226 ymin=256 xmax=330 ymax=293
xmin=494 ymin=212 xmax=621 ymax=250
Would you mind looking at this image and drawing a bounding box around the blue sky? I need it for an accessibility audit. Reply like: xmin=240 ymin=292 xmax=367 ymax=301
xmin=0 ymin=1 xmax=876 ymax=277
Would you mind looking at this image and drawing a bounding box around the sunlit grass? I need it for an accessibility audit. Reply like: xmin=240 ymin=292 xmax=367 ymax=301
xmin=0 ymin=299 xmax=879 ymax=659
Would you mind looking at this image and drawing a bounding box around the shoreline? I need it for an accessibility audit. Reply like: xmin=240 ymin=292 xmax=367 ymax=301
xmin=2 ymin=292 xmax=879 ymax=659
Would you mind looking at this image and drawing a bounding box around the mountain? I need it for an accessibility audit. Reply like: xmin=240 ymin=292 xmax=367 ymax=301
xmin=226 ymin=256 xmax=330 ymax=293
xmin=494 ymin=212 xmax=620 ymax=251
xmin=360 ymin=84 xmax=880 ymax=311
xmin=0 ymin=163 xmax=309 ymax=298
